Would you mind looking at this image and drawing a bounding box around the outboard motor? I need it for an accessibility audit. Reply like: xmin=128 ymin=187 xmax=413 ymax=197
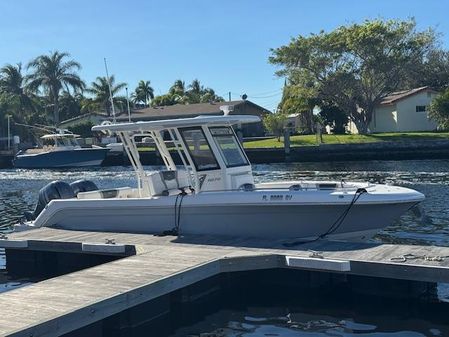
xmin=70 ymin=179 xmax=98 ymax=196
xmin=24 ymin=181 xmax=75 ymax=221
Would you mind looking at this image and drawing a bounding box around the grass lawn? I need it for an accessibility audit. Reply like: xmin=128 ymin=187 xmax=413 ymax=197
xmin=243 ymin=132 xmax=449 ymax=149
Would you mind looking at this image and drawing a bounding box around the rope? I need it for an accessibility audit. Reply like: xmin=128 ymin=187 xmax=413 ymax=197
xmin=174 ymin=189 xmax=187 ymax=235
xmin=154 ymin=189 xmax=188 ymax=237
xmin=283 ymin=188 xmax=367 ymax=247
xmin=319 ymin=188 xmax=367 ymax=239
xmin=390 ymin=253 xmax=449 ymax=263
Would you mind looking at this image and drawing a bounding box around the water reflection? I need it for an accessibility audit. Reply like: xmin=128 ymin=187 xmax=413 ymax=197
xmin=163 ymin=279 xmax=449 ymax=337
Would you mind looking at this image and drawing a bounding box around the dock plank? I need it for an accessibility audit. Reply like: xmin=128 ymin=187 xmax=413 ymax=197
xmin=0 ymin=227 xmax=449 ymax=337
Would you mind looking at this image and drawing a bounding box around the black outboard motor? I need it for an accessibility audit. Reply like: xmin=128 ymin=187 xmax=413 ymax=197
xmin=24 ymin=181 xmax=75 ymax=221
xmin=70 ymin=179 xmax=98 ymax=196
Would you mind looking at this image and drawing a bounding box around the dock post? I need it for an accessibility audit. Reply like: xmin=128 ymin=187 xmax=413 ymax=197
xmin=284 ymin=129 xmax=291 ymax=161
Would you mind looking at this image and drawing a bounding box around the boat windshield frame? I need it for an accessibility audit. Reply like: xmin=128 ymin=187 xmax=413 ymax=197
xmin=208 ymin=126 xmax=249 ymax=168
xmin=178 ymin=126 xmax=220 ymax=172
xmin=93 ymin=115 xmax=260 ymax=197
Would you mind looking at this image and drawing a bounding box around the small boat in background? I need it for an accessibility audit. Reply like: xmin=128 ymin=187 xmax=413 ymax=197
xmin=13 ymin=129 xmax=109 ymax=169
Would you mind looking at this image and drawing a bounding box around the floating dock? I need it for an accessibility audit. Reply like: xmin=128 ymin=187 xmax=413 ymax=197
xmin=0 ymin=227 xmax=448 ymax=337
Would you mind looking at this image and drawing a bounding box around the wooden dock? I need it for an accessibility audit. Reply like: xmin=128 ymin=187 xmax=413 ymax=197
xmin=0 ymin=227 xmax=449 ymax=337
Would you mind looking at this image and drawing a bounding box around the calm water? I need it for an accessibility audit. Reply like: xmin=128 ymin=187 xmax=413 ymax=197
xmin=1 ymin=159 xmax=449 ymax=336
xmin=165 ymin=283 xmax=449 ymax=337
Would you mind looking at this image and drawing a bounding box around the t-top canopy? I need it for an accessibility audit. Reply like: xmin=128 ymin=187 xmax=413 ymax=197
xmin=91 ymin=115 xmax=261 ymax=133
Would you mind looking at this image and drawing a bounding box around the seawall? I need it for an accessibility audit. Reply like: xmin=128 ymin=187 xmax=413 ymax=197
xmin=104 ymin=139 xmax=449 ymax=166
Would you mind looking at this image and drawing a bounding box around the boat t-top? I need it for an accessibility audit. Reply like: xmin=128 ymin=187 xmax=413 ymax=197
xmin=14 ymin=129 xmax=109 ymax=169
xmin=21 ymin=112 xmax=424 ymax=241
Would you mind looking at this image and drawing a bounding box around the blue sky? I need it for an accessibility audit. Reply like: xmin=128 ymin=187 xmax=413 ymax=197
xmin=1 ymin=0 xmax=448 ymax=111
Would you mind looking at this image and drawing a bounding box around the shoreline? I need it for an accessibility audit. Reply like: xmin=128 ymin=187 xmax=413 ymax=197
xmin=2 ymin=139 xmax=449 ymax=169
xmin=104 ymin=139 xmax=449 ymax=166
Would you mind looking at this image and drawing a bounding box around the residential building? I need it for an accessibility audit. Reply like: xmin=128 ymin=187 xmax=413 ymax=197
xmin=348 ymin=87 xmax=439 ymax=134
xmin=60 ymin=100 xmax=268 ymax=137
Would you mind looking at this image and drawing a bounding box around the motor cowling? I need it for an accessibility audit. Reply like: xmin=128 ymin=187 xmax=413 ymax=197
xmin=24 ymin=181 xmax=75 ymax=221
xmin=70 ymin=179 xmax=98 ymax=195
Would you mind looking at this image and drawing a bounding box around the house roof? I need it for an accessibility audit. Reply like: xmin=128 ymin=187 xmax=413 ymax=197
xmin=59 ymin=112 xmax=108 ymax=127
xmin=380 ymin=86 xmax=438 ymax=105
xmin=116 ymin=100 xmax=269 ymax=121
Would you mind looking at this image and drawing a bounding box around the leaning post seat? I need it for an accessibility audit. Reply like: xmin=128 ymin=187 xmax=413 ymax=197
xmin=147 ymin=170 xmax=190 ymax=196
xmin=76 ymin=187 xmax=136 ymax=199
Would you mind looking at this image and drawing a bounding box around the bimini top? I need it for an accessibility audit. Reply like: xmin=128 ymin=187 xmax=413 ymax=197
xmin=92 ymin=115 xmax=261 ymax=133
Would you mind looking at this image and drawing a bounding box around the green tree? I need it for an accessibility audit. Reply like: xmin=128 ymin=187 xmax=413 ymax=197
xmin=58 ymin=92 xmax=84 ymax=121
xmin=0 ymin=63 xmax=36 ymax=119
xmin=199 ymin=87 xmax=224 ymax=103
xmin=151 ymin=94 xmax=178 ymax=107
xmin=318 ymin=103 xmax=348 ymax=134
xmin=152 ymin=79 xmax=224 ymax=106
xmin=27 ymin=51 xmax=85 ymax=126
xmin=270 ymin=19 xmax=436 ymax=134
xmin=133 ymin=80 xmax=154 ymax=105
xmin=263 ymin=113 xmax=287 ymax=141
xmin=429 ymin=88 xmax=449 ymax=129
xmin=279 ymin=77 xmax=318 ymax=134
xmin=409 ymin=50 xmax=449 ymax=91
xmin=87 ymin=76 xmax=126 ymax=116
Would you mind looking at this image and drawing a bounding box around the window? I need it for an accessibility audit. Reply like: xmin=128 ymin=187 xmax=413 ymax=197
xmin=210 ymin=127 xmax=249 ymax=167
xmin=416 ymin=105 xmax=427 ymax=112
xmin=180 ymin=128 xmax=219 ymax=171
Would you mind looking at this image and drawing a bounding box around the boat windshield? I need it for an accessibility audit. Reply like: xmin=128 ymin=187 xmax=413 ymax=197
xmin=56 ymin=137 xmax=78 ymax=147
xmin=209 ymin=126 xmax=249 ymax=167
xmin=179 ymin=127 xmax=219 ymax=171
xmin=43 ymin=136 xmax=78 ymax=147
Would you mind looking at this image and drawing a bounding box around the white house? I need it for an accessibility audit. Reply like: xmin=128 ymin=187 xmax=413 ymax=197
xmin=348 ymin=86 xmax=439 ymax=134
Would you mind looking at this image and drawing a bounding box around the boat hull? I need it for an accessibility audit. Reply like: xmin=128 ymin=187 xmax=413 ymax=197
xmin=13 ymin=148 xmax=109 ymax=168
xmin=31 ymin=185 xmax=423 ymax=241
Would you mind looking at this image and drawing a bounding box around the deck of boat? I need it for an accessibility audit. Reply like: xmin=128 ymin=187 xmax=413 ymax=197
xmin=0 ymin=227 xmax=449 ymax=337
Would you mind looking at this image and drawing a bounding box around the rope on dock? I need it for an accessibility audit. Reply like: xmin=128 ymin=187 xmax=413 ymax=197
xmin=390 ymin=253 xmax=449 ymax=263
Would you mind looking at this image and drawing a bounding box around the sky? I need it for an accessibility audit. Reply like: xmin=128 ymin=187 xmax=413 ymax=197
xmin=1 ymin=0 xmax=449 ymax=112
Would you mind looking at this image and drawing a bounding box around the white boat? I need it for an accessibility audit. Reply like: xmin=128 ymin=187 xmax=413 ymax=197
xmin=14 ymin=130 xmax=109 ymax=168
xmin=22 ymin=113 xmax=424 ymax=241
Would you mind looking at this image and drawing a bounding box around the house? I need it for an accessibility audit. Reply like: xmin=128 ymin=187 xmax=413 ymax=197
xmin=60 ymin=100 xmax=268 ymax=137
xmin=348 ymin=87 xmax=439 ymax=134
xmin=116 ymin=100 xmax=268 ymax=137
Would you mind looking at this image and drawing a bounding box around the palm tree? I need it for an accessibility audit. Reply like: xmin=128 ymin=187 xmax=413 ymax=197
xmin=189 ymin=79 xmax=202 ymax=95
xmin=134 ymin=80 xmax=154 ymax=106
xmin=200 ymin=88 xmax=224 ymax=103
xmin=26 ymin=51 xmax=85 ymax=126
xmin=0 ymin=63 xmax=35 ymax=118
xmin=87 ymin=75 xmax=126 ymax=116
xmin=169 ymin=79 xmax=185 ymax=96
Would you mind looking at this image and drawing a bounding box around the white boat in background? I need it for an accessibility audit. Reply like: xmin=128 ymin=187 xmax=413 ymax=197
xmin=20 ymin=112 xmax=425 ymax=241
xmin=13 ymin=129 xmax=109 ymax=169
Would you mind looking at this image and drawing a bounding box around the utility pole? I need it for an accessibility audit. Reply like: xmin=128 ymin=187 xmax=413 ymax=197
xmin=228 ymin=92 xmax=231 ymax=102
xmin=126 ymin=87 xmax=131 ymax=123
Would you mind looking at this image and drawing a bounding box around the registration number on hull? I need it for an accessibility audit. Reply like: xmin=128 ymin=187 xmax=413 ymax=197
xmin=262 ymin=194 xmax=293 ymax=201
